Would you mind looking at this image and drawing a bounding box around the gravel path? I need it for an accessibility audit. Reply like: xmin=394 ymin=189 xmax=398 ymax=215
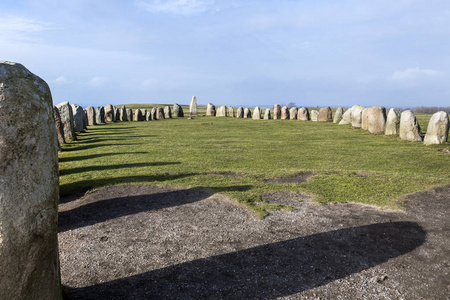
xmin=59 ymin=184 xmax=450 ymax=299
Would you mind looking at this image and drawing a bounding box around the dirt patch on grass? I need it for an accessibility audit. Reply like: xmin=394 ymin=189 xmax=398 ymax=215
xmin=440 ymin=148 xmax=450 ymax=154
xmin=60 ymin=184 xmax=450 ymax=299
xmin=264 ymin=171 xmax=317 ymax=183
xmin=210 ymin=171 xmax=244 ymax=178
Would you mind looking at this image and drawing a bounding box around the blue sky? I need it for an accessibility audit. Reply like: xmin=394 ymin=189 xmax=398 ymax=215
xmin=1 ymin=0 xmax=450 ymax=108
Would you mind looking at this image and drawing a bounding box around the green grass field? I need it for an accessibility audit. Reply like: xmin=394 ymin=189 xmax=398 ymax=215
xmin=59 ymin=106 xmax=450 ymax=218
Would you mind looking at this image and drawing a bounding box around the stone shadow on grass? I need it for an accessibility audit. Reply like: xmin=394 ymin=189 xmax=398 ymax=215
xmin=59 ymin=162 xmax=181 ymax=176
xmin=65 ymin=221 xmax=425 ymax=299
xmin=62 ymin=143 xmax=136 ymax=152
xmin=59 ymin=152 xmax=149 ymax=163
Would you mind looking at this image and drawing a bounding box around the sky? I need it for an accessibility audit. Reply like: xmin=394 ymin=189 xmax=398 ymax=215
xmin=1 ymin=0 xmax=450 ymax=108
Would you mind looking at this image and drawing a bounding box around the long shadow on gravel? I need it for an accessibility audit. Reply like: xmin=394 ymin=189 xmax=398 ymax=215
xmin=66 ymin=221 xmax=425 ymax=299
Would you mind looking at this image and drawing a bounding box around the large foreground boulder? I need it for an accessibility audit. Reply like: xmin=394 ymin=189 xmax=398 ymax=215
xmin=0 ymin=61 xmax=62 ymax=300
xmin=173 ymin=104 xmax=184 ymax=117
xmin=298 ymin=107 xmax=310 ymax=121
xmin=85 ymin=106 xmax=96 ymax=125
xmin=56 ymin=101 xmax=76 ymax=141
xmin=333 ymin=107 xmax=344 ymax=123
xmin=190 ymin=96 xmax=198 ymax=117
xmin=71 ymin=104 xmax=84 ymax=132
xmin=206 ymin=103 xmax=216 ymax=116
xmin=318 ymin=107 xmax=332 ymax=122
xmin=385 ymin=108 xmax=401 ymax=135
xmin=399 ymin=110 xmax=423 ymax=142
xmin=273 ymin=104 xmax=281 ymax=119
xmin=351 ymin=105 xmax=364 ymax=128
xmin=424 ymin=111 xmax=449 ymax=145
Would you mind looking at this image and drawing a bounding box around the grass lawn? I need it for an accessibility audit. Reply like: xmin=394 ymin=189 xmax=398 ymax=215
xmin=59 ymin=108 xmax=450 ymax=218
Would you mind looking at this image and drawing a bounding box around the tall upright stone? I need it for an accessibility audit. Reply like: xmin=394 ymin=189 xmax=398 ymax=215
xmin=264 ymin=109 xmax=271 ymax=120
xmin=318 ymin=107 xmax=332 ymax=122
xmin=273 ymin=104 xmax=281 ymax=119
xmin=140 ymin=109 xmax=147 ymax=118
xmin=236 ymin=107 xmax=244 ymax=118
xmin=156 ymin=107 xmax=165 ymax=120
xmin=244 ymin=108 xmax=252 ymax=118
xmin=71 ymin=104 xmax=84 ymax=132
xmin=53 ymin=106 xmax=65 ymax=146
xmin=164 ymin=106 xmax=172 ymax=119
xmin=289 ymin=107 xmax=298 ymax=120
xmin=85 ymin=106 xmax=96 ymax=126
xmin=151 ymin=107 xmax=157 ymax=120
xmin=228 ymin=106 xmax=235 ymax=117
xmin=333 ymin=107 xmax=344 ymax=123
xmin=361 ymin=108 xmax=369 ymax=131
xmin=104 ymin=104 xmax=114 ymax=122
xmin=253 ymin=106 xmax=261 ymax=119
xmin=399 ymin=110 xmax=423 ymax=142
xmin=146 ymin=110 xmax=151 ymax=121
xmin=0 ymin=61 xmax=62 ymax=300
xmin=217 ymin=105 xmax=227 ymax=117
xmin=190 ymin=96 xmax=198 ymax=117
xmin=134 ymin=109 xmax=144 ymax=121
xmin=298 ymin=107 xmax=310 ymax=121
xmin=96 ymin=106 xmax=105 ymax=124
xmin=310 ymin=110 xmax=319 ymax=121
xmin=339 ymin=108 xmax=352 ymax=125
xmin=281 ymin=106 xmax=289 ymax=119
xmin=83 ymin=110 xmax=88 ymax=129
xmin=351 ymin=105 xmax=364 ymax=128
xmin=385 ymin=108 xmax=401 ymax=135
xmin=113 ymin=107 xmax=119 ymax=122
xmin=126 ymin=108 xmax=133 ymax=121
xmin=424 ymin=111 xmax=449 ymax=145
xmin=56 ymin=101 xmax=76 ymax=141
xmin=173 ymin=104 xmax=184 ymax=117
xmin=206 ymin=103 xmax=216 ymax=116
xmin=365 ymin=106 xmax=386 ymax=134
xmin=120 ymin=106 xmax=127 ymax=121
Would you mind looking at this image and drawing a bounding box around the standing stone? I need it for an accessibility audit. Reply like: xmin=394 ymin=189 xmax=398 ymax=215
xmin=318 ymin=107 xmax=332 ymax=122
xmin=281 ymin=106 xmax=289 ymax=120
xmin=424 ymin=111 xmax=449 ymax=145
xmin=310 ymin=110 xmax=319 ymax=121
xmin=253 ymin=106 xmax=261 ymax=119
xmin=104 ymin=104 xmax=114 ymax=122
xmin=173 ymin=104 xmax=184 ymax=117
xmin=140 ymin=109 xmax=147 ymax=118
xmin=244 ymin=108 xmax=252 ymax=118
xmin=399 ymin=110 xmax=423 ymax=142
xmin=264 ymin=109 xmax=271 ymax=120
xmin=53 ymin=106 xmax=65 ymax=146
xmin=120 ymin=106 xmax=127 ymax=121
xmin=156 ymin=107 xmax=165 ymax=120
xmin=86 ymin=106 xmax=96 ymax=126
xmin=114 ymin=107 xmax=120 ymax=122
xmin=206 ymin=103 xmax=216 ymax=116
xmin=0 ymin=61 xmax=62 ymax=300
xmin=190 ymin=96 xmax=198 ymax=117
xmin=339 ymin=109 xmax=352 ymax=125
xmin=361 ymin=108 xmax=369 ymax=131
xmin=96 ymin=106 xmax=105 ymax=124
xmin=273 ymin=104 xmax=282 ymax=119
xmin=365 ymin=107 xmax=386 ymax=134
xmin=56 ymin=101 xmax=76 ymax=141
xmin=228 ymin=106 xmax=235 ymax=117
xmin=333 ymin=107 xmax=344 ymax=123
xmin=83 ymin=110 xmax=88 ymax=129
xmin=151 ymin=107 xmax=157 ymax=120
xmin=134 ymin=109 xmax=144 ymax=121
xmin=146 ymin=111 xmax=151 ymax=121
xmin=289 ymin=107 xmax=298 ymax=120
xmin=351 ymin=105 xmax=364 ymax=128
xmin=385 ymin=108 xmax=402 ymax=135
xmin=217 ymin=105 xmax=227 ymax=117
xmin=71 ymin=104 xmax=84 ymax=132
xmin=164 ymin=106 xmax=172 ymax=119
xmin=236 ymin=107 xmax=244 ymax=118
xmin=126 ymin=108 xmax=133 ymax=121
xmin=298 ymin=107 xmax=310 ymax=121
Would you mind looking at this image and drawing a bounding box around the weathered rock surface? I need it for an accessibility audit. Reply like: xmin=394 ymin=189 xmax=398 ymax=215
xmin=289 ymin=107 xmax=298 ymax=120
xmin=365 ymin=107 xmax=386 ymax=134
xmin=217 ymin=105 xmax=227 ymax=117
xmin=206 ymin=103 xmax=216 ymax=116
xmin=253 ymin=106 xmax=261 ymax=119
xmin=96 ymin=106 xmax=105 ymax=124
xmin=140 ymin=109 xmax=147 ymax=118
xmin=333 ymin=107 xmax=343 ymax=123
xmin=0 ymin=61 xmax=62 ymax=300
xmin=71 ymin=104 xmax=84 ymax=132
xmin=273 ymin=104 xmax=281 ymax=119
xmin=151 ymin=107 xmax=157 ymax=120
xmin=146 ymin=111 xmax=151 ymax=121
xmin=156 ymin=107 xmax=165 ymax=120
xmin=164 ymin=106 xmax=172 ymax=119
xmin=310 ymin=110 xmax=319 ymax=121
xmin=424 ymin=111 xmax=449 ymax=145
xmin=83 ymin=110 xmax=88 ymax=130
xmin=236 ymin=107 xmax=244 ymax=118
xmin=120 ymin=106 xmax=127 ymax=121
xmin=318 ymin=107 xmax=332 ymax=122
xmin=264 ymin=109 xmax=271 ymax=120
xmin=385 ymin=108 xmax=401 ymax=135
xmin=339 ymin=109 xmax=352 ymax=125
xmin=134 ymin=109 xmax=144 ymax=121
xmin=86 ymin=106 xmax=96 ymax=126
xmin=351 ymin=105 xmax=364 ymax=128
xmin=105 ymin=104 xmax=114 ymax=122
xmin=114 ymin=107 xmax=120 ymax=122
xmin=190 ymin=96 xmax=198 ymax=117
xmin=244 ymin=108 xmax=251 ymax=118
xmin=53 ymin=106 xmax=65 ymax=146
xmin=228 ymin=106 xmax=235 ymax=117
xmin=281 ymin=106 xmax=289 ymax=120
xmin=126 ymin=108 xmax=133 ymax=121
xmin=399 ymin=110 xmax=423 ymax=142
xmin=56 ymin=101 xmax=76 ymax=141
xmin=298 ymin=107 xmax=310 ymax=121
xmin=173 ymin=104 xmax=184 ymax=117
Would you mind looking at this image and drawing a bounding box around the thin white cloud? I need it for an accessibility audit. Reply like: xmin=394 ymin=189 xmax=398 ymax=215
xmin=88 ymin=76 xmax=111 ymax=87
xmin=136 ymin=0 xmax=215 ymax=15
xmin=389 ymin=67 xmax=441 ymax=81
xmin=50 ymin=76 xmax=72 ymax=85
xmin=0 ymin=16 xmax=52 ymax=42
